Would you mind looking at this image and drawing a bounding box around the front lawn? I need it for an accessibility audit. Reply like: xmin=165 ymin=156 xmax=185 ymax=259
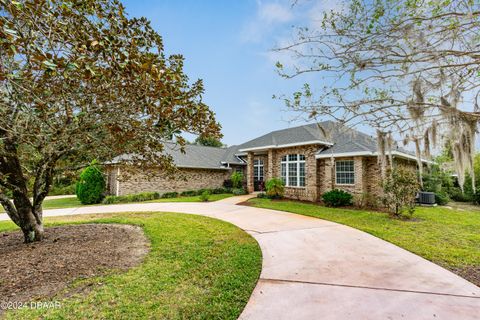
xmin=0 ymin=211 xmax=261 ymax=319
xmin=248 ymin=198 xmax=480 ymax=286
xmin=0 ymin=194 xmax=234 ymax=213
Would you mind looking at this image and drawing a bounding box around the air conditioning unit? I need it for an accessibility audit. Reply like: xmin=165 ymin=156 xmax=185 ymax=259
xmin=418 ymin=191 xmax=435 ymax=205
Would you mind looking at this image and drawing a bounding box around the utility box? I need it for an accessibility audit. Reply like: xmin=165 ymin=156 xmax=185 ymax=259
xmin=418 ymin=191 xmax=436 ymax=205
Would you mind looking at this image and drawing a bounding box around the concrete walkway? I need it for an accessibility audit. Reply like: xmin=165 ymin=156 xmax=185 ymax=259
xmin=1 ymin=196 xmax=479 ymax=319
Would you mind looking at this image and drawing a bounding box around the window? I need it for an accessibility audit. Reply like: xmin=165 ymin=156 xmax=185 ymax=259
xmin=253 ymin=159 xmax=264 ymax=181
xmin=336 ymin=160 xmax=355 ymax=185
xmin=281 ymin=154 xmax=306 ymax=187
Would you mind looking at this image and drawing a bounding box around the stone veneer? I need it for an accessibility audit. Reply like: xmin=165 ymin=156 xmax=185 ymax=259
xmin=106 ymin=165 xmax=231 ymax=196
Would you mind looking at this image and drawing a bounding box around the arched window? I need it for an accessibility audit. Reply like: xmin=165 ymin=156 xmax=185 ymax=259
xmin=281 ymin=154 xmax=305 ymax=187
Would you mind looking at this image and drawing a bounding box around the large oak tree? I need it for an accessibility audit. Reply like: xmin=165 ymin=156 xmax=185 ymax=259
xmin=0 ymin=0 xmax=220 ymax=242
xmin=276 ymin=0 xmax=480 ymax=189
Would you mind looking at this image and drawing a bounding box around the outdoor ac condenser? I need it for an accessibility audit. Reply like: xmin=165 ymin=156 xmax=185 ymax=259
xmin=418 ymin=191 xmax=436 ymax=205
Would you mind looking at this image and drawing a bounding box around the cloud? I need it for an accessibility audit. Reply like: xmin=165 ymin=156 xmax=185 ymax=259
xmin=241 ymin=1 xmax=294 ymax=43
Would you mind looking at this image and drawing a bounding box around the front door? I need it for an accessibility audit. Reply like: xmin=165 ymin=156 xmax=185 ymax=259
xmin=253 ymin=159 xmax=264 ymax=191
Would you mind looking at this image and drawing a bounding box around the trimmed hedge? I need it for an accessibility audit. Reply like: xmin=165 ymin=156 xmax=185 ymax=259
xmin=103 ymin=192 xmax=160 ymax=204
xmin=322 ymin=189 xmax=353 ymax=207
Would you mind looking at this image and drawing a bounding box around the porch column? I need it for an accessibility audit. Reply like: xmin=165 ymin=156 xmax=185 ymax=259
xmin=267 ymin=149 xmax=274 ymax=181
xmin=247 ymin=152 xmax=254 ymax=193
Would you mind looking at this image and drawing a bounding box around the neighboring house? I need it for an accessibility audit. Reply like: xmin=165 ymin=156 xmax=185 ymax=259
xmin=106 ymin=121 xmax=422 ymax=201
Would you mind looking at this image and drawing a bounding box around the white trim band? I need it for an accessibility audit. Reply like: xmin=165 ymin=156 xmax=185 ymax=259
xmin=239 ymin=140 xmax=333 ymax=152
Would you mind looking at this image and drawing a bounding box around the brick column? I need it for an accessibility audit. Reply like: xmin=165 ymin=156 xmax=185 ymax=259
xmin=306 ymin=148 xmax=318 ymax=202
xmin=324 ymin=156 xmax=334 ymax=191
xmin=267 ymin=149 xmax=274 ymax=181
xmin=247 ymin=152 xmax=254 ymax=193
xmin=354 ymin=156 xmax=365 ymax=194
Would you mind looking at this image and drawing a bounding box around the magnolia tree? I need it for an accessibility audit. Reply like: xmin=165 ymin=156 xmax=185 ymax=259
xmin=0 ymin=0 xmax=220 ymax=242
xmin=276 ymin=0 xmax=480 ymax=190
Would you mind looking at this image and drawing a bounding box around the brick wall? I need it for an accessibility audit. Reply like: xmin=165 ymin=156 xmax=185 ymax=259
xmin=267 ymin=145 xmax=320 ymax=202
xmin=106 ymin=165 xmax=230 ymax=196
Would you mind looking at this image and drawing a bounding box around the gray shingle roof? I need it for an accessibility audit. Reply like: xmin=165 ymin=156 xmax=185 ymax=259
xmin=237 ymin=120 xmax=413 ymax=157
xmin=111 ymin=142 xmax=244 ymax=169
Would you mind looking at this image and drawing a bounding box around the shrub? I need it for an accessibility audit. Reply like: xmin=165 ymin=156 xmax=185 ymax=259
xmin=212 ymin=187 xmax=229 ymax=194
xmin=435 ymin=192 xmax=449 ymax=206
xmin=256 ymin=192 xmax=267 ymax=199
xmin=382 ymin=167 xmax=420 ymax=218
xmin=322 ymin=189 xmax=353 ymax=207
xmin=102 ymin=191 xmax=160 ymax=204
xmin=231 ymin=172 xmax=243 ymax=189
xmin=265 ymin=178 xmax=285 ymax=199
xmin=180 ymin=190 xmax=197 ymax=197
xmin=161 ymin=192 xmax=178 ymax=199
xmin=199 ymin=190 xmax=211 ymax=202
xmin=76 ymin=162 xmax=105 ymax=205
xmin=223 ymin=179 xmax=233 ymax=189
xmin=232 ymin=188 xmax=246 ymax=195
xmin=450 ymin=188 xmax=472 ymax=202
xmin=472 ymin=192 xmax=480 ymax=205
xmin=49 ymin=183 xmax=76 ymax=196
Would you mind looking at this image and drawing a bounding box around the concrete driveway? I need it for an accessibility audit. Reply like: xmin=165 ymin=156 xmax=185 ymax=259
xmin=1 ymin=195 xmax=479 ymax=319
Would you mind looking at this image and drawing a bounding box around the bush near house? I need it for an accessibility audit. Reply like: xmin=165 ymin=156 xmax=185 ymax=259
xmin=232 ymin=188 xmax=247 ymax=195
xmin=265 ymin=178 xmax=285 ymax=199
xmin=161 ymin=192 xmax=179 ymax=199
xmin=103 ymin=192 xmax=160 ymax=204
xmin=382 ymin=167 xmax=420 ymax=218
xmin=199 ymin=190 xmax=211 ymax=202
xmin=231 ymin=172 xmax=243 ymax=189
xmin=76 ymin=162 xmax=105 ymax=205
xmin=322 ymin=189 xmax=353 ymax=207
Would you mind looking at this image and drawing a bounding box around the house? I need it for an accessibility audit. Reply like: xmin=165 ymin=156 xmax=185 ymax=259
xmin=106 ymin=121 xmax=421 ymax=201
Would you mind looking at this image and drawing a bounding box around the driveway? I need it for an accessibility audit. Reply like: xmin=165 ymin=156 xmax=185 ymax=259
xmin=1 ymin=196 xmax=479 ymax=319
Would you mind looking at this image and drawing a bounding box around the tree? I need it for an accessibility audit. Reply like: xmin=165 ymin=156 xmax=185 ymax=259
xmin=276 ymin=0 xmax=480 ymax=191
xmin=0 ymin=0 xmax=220 ymax=242
xmin=195 ymin=135 xmax=223 ymax=147
xmin=382 ymin=167 xmax=420 ymax=218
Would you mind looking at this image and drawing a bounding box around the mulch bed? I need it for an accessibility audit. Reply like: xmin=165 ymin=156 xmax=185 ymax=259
xmin=0 ymin=224 xmax=149 ymax=307
xmin=452 ymin=266 xmax=480 ymax=288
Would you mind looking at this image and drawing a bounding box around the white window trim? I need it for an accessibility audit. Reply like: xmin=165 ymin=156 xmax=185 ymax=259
xmin=254 ymin=159 xmax=264 ymax=180
xmin=281 ymin=154 xmax=306 ymax=188
xmin=335 ymin=160 xmax=355 ymax=185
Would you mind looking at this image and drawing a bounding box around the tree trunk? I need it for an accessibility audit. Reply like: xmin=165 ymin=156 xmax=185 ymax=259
xmin=18 ymin=207 xmax=44 ymax=243
xmin=12 ymin=192 xmax=44 ymax=243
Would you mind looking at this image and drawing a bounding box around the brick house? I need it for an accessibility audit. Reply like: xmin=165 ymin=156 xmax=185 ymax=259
xmin=106 ymin=121 xmax=422 ymax=201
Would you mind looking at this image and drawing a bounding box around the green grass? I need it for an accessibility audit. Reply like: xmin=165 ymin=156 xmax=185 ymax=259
xmin=248 ymin=198 xmax=480 ymax=270
xmin=0 ymin=211 xmax=261 ymax=319
xmin=0 ymin=194 xmax=234 ymax=213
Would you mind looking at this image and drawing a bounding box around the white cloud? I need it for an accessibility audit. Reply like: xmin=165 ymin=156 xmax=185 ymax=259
xmin=241 ymin=1 xmax=294 ymax=43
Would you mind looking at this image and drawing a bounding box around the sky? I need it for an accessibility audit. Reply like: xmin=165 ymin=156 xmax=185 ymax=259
xmin=122 ymin=0 xmax=334 ymax=146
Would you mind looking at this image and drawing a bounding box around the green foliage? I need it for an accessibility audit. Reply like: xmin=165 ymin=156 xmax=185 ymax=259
xmin=230 ymin=172 xmax=243 ymax=189
xmin=265 ymin=178 xmax=285 ymax=199
xmin=199 ymin=190 xmax=211 ymax=202
xmin=195 ymin=135 xmax=223 ymax=147
xmin=382 ymin=167 xmax=420 ymax=218
xmin=161 ymin=192 xmax=178 ymax=199
xmin=435 ymin=192 xmax=450 ymax=206
xmin=49 ymin=184 xmax=76 ymax=196
xmin=102 ymin=192 xmax=160 ymax=204
xmin=232 ymin=188 xmax=246 ymax=196
xmin=180 ymin=190 xmax=198 ymax=197
xmin=322 ymin=189 xmax=353 ymax=207
xmin=76 ymin=163 xmax=105 ymax=205
xmin=256 ymin=192 xmax=267 ymax=199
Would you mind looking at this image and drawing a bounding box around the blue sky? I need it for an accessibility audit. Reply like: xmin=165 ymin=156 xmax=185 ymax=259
xmin=122 ymin=0 xmax=331 ymax=146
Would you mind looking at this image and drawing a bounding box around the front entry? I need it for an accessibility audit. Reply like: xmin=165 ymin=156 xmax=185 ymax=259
xmin=253 ymin=159 xmax=264 ymax=191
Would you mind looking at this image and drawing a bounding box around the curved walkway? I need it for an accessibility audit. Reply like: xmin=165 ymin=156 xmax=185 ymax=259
xmin=1 ymin=195 xmax=480 ymax=319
